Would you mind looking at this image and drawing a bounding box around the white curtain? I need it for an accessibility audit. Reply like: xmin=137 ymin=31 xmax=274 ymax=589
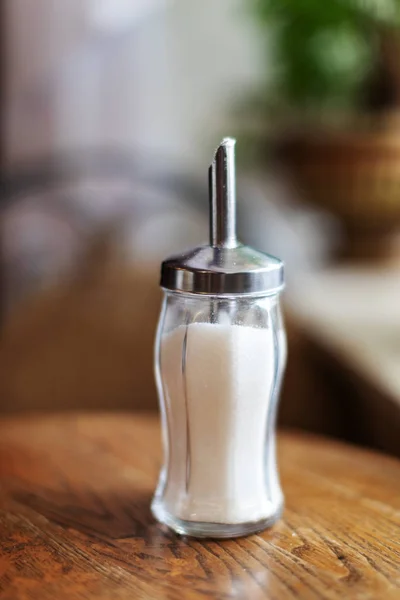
xmin=4 ymin=0 xmax=264 ymax=168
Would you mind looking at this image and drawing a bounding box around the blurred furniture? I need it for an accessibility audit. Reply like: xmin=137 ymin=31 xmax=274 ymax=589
xmin=284 ymin=267 xmax=400 ymax=456
xmin=0 ymin=152 xmax=207 ymax=413
xmin=1 ymin=413 xmax=400 ymax=599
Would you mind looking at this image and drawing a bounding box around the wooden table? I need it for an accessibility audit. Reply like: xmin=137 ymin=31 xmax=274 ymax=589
xmin=1 ymin=414 xmax=400 ymax=599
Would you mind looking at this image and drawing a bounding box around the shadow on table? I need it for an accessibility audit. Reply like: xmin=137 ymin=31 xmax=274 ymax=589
xmin=13 ymin=488 xmax=167 ymax=541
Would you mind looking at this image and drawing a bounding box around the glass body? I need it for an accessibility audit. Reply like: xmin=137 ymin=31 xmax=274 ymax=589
xmin=151 ymin=291 xmax=287 ymax=538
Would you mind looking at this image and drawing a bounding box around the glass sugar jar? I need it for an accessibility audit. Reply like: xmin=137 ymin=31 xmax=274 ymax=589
xmin=151 ymin=138 xmax=286 ymax=538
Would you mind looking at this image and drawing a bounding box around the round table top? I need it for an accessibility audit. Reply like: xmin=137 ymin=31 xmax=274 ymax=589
xmin=1 ymin=413 xmax=400 ymax=600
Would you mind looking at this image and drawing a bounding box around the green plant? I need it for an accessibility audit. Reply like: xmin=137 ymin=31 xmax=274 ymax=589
xmin=253 ymin=0 xmax=400 ymax=114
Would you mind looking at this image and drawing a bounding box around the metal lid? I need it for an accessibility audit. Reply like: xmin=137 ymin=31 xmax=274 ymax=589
xmin=161 ymin=138 xmax=285 ymax=296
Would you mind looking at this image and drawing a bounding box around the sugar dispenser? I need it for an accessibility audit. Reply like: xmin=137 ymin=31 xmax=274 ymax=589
xmin=151 ymin=138 xmax=287 ymax=538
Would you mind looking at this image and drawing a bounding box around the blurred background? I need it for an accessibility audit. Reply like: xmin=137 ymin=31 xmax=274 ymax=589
xmin=2 ymin=0 xmax=400 ymax=455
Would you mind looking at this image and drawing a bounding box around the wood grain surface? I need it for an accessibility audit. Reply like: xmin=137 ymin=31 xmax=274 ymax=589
xmin=1 ymin=413 xmax=400 ymax=599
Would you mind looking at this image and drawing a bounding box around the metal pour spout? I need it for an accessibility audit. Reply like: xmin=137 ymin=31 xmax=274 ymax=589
xmin=160 ymin=136 xmax=284 ymax=296
xmin=209 ymin=137 xmax=238 ymax=248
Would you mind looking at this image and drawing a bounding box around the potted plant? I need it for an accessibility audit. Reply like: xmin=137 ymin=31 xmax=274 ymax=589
xmin=245 ymin=0 xmax=400 ymax=261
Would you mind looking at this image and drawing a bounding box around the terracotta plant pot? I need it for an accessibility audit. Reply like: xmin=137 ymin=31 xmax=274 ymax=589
xmin=278 ymin=122 xmax=400 ymax=262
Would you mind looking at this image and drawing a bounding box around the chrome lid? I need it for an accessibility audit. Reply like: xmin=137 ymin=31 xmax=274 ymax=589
xmin=161 ymin=138 xmax=284 ymax=296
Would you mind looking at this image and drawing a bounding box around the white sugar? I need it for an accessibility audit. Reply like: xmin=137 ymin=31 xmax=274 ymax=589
xmin=160 ymin=322 xmax=278 ymax=524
